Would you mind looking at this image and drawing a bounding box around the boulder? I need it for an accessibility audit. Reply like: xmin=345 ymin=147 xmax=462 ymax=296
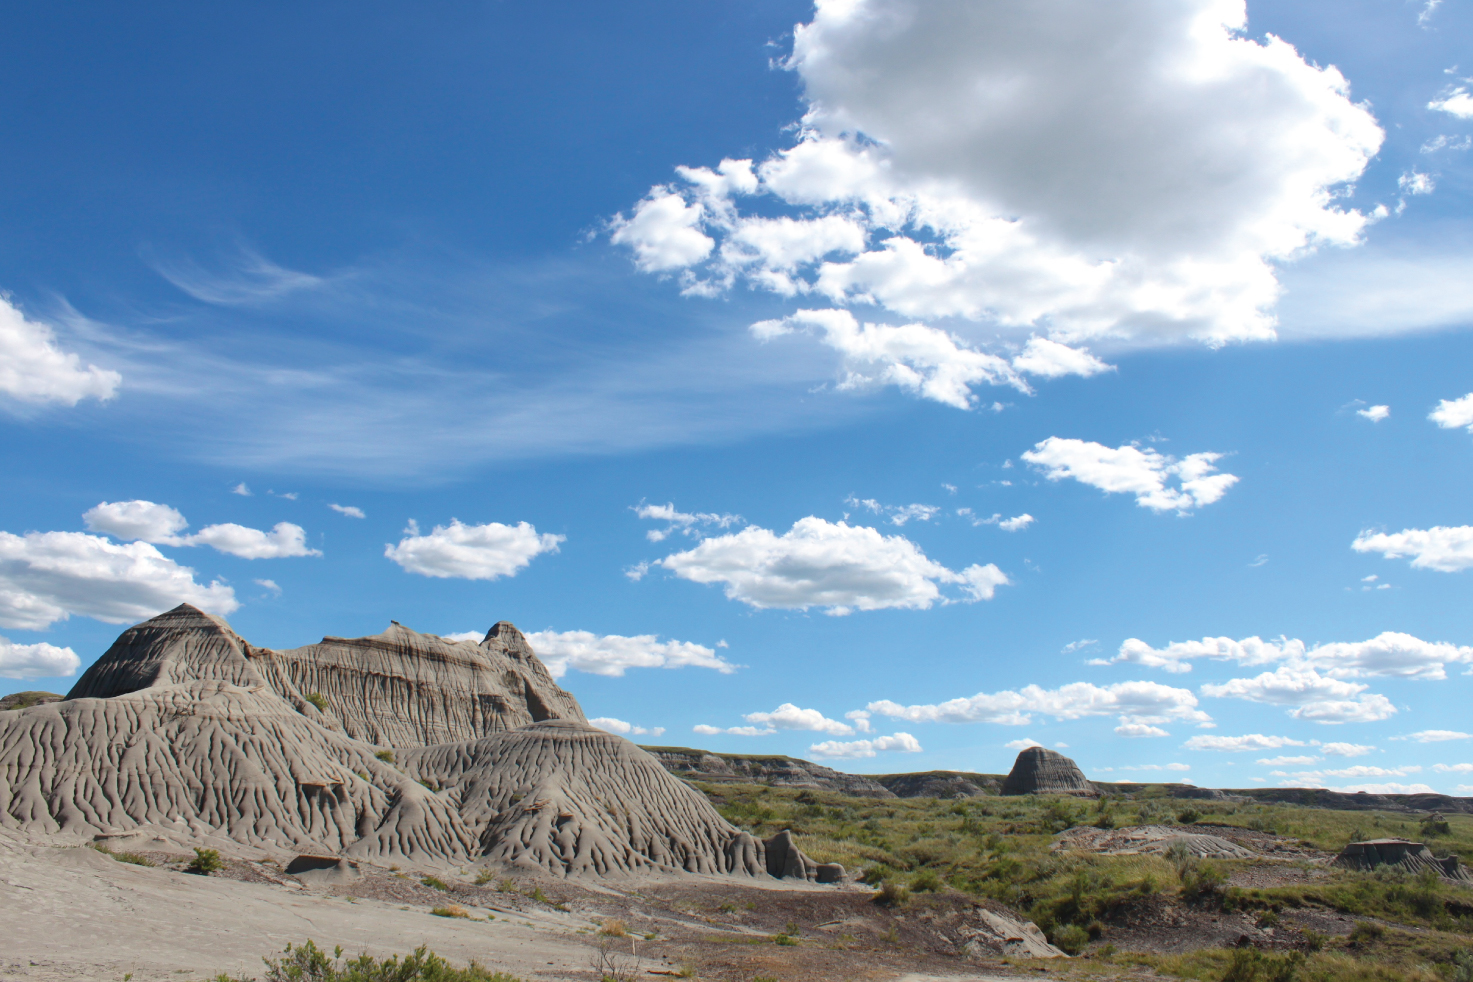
xmin=1000 ymin=747 xmax=1094 ymax=796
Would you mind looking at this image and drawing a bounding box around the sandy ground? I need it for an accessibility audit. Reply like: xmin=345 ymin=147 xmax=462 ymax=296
xmin=0 ymin=831 xmax=1027 ymax=982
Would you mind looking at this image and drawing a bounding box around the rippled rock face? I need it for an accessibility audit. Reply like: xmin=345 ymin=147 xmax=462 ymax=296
xmin=68 ymin=605 xmax=585 ymax=747
xmin=1334 ymin=838 xmax=1473 ymax=881
xmin=1000 ymin=747 xmax=1095 ymax=796
xmin=0 ymin=606 xmax=818 ymax=879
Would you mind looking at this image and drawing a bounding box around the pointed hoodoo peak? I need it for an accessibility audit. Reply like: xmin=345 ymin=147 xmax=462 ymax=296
xmin=66 ymin=603 xmax=257 ymax=701
xmin=1001 ymin=745 xmax=1095 ymax=796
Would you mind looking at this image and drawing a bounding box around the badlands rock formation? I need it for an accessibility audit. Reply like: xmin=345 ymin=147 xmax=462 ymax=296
xmin=645 ymin=745 xmax=895 ymax=797
xmin=1333 ymin=838 xmax=1472 ymax=880
xmin=0 ymin=605 xmax=820 ymax=879
xmin=1053 ymin=825 xmax=1255 ymax=860
xmin=1000 ymin=746 xmax=1095 ymax=796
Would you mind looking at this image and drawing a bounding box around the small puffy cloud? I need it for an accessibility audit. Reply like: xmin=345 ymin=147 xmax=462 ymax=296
xmin=1115 ymin=722 xmax=1171 ymax=738
xmin=1103 ymin=631 xmax=1473 ymax=681
xmin=965 ymin=511 xmax=1035 ymax=532
xmin=1433 ymin=763 xmax=1473 ymax=773
xmin=522 ymin=629 xmax=736 ymax=679
xmin=84 ymin=501 xmax=189 ymax=543
xmin=231 ymin=483 xmax=252 ymax=497
xmin=84 ymin=500 xmax=320 ymax=560
xmin=808 ymin=732 xmax=923 ymax=759
xmin=1393 ymin=729 xmax=1472 ymax=743
xmin=656 ymin=516 xmax=1007 ymax=615
xmin=869 ymin=679 xmax=1210 ymax=729
xmin=0 ymin=635 xmax=81 ymax=678
xmin=185 ymin=523 xmax=320 ymax=560
xmin=1011 ymin=338 xmax=1113 ymax=380
xmin=330 ymin=504 xmax=366 ymax=519
xmin=1352 ymin=525 xmax=1473 ymax=573
xmin=254 ymin=578 xmax=282 ymax=597
xmin=1429 ymin=87 xmax=1473 ymax=119
xmin=633 ymin=501 xmax=741 ymax=543
xmin=844 ymin=497 xmax=940 ymax=527
xmin=1398 ymin=171 xmax=1435 ymax=196
xmin=1356 ymin=405 xmax=1390 ymax=422
xmin=608 ymin=189 xmax=714 ymax=272
xmin=1257 ymin=755 xmax=1320 ymax=766
xmin=1319 ymin=742 xmax=1376 ymax=757
xmin=1004 ymin=738 xmax=1043 ymax=750
xmin=845 ymin=710 xmax=873 ymax=733
xmin=1200 ymin=665 xmax=1396 ymax=723
xmin=0 ymin=530 xmax=236 ymax=630
xmin=588 ymin=717 xmax=666 ymax=738
xmin=692 ymin=724 xmax=723 ymax=736
xmin=0 ymin=295 xmax=120 ymax=406
xmin=1429 ymin=393 xmax=1473 ymax=432
xmin=386 ymin=519 xmax=563 ymax=580
xmin=1184 ymin=734 xmax=1307 ymax=752
xmin=741 ymin=703 xmax=854 ymax=736
xmin=1022 ymin=438 xmax=1238 ymax=514
xmin=752 ymin=309 xmax=1028 ymax=410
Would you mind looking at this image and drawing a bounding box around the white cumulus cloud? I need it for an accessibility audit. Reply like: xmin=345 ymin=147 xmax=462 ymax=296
xmin=184 ymin=523 xmax=320 ymax=560
xmin=1356 ymin=405 xmax=1389 ymax=422
xmin=808 ymin=733 xmax=923 ymax=759
xmin=869 ymin=679 xmax=1210 ymax=729
xmin=83 ymin=500 xmax=320 ymax=559
xmin=83 ymin=501 xmax=189 ymax=543
xmin=1257 ymin=755 xmax=1320 ymax=766
xmin=521 ymin=629 xmax=736 ymax=679
xmin=741 ymin=703 xmax=855 ymax=736
xmin=588 ymin=717 xmax=666 ymax=738
xmin=1353 ymin=525 xmax=1473 ymax=572
xmin=1393 ymin=729 xmax=1471 ymax=743
xmin=0 ymin=295 xmax=120 ymax=406
xmin=613 ymin=0 xmax=1383 ymax=351
xmin=1200 ymin=665 xmax=1396 ymax=723
xmin=634 ymin=502 xmax=741 ymax=542
xmin=1102 ymin=631 xmax=1473 ymax=680
xmin=1115 ymin=722 xmax=1171 ymax=737
xmin=1430 ymin=87 xmax=1473 ymax=119
xmin=1430 ymin=393 xmax=1473 ymax=431
xmin=655 ymin=516 xmax=1007 ymax=615
xmin=0 ymin=635 xmax=81 ymax=679
xmin=330 ymin=504 xmax=366 ymax=519
xmin=1184 ymin=734 xmax=1306 ymax=752
xmin=1022 ymin=438 xmax=1238 ymax=513
xmin=385 ymin=519 xmax=563 ymax=580
xmin=1319 ymin=742 xmax=1375 ymax=757
xmin=0 ymin=530 xmax=237 ymax=630
xmin=1004 ymin=738 xmax=1044 ymax=750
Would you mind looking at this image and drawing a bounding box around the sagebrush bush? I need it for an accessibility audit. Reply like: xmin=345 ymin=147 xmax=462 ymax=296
xmin=209 ymin=939 xmax=520 ymax=981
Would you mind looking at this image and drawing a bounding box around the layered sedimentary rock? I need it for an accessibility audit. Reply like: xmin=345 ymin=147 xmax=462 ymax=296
xmin=644 ymin=746 xmax=894 ymax=797
xmin=876 ymin=771 xmax=1001 ymax=799
xmin=67 ymin=605 xmax=584 ymax=747
xmin=1053 ymin=825 xmax=1254 ymax=860
xmin=1333 ymin=839 xmax=1472 ymax=880
xmin=0 ymin=605 xmax=820 ymax=880
xmin=1000 ymin=747 xmax=1095 ymax=796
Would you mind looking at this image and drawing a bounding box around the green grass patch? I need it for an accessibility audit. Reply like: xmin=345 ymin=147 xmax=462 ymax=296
xmin=206 ymin=939 xmax=519 ymax=981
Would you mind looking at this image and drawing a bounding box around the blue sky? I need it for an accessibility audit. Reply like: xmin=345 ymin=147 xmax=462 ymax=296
xmin=5 ymin=0 xmax=1473 ymax=794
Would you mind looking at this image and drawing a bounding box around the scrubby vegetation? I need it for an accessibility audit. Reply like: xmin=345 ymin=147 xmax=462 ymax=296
xmin=700 ymin=782 xmax=1473 ymax=978
xmin=208 ymin=940 xmax=519 ymax=981
xmin=187 ymin=848 xmax=224 ymax=875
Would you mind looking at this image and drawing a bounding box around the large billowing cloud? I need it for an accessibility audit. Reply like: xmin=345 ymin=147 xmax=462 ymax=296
xmin=868 ymin=678 xmax=1211 ymax=731
xmin=612 ymin=0 xmax=1383 ymax=376
xmin=1200 ymin=665 xmax=1396 ymax=723
xmin=1100 ymin=630 xmax=1473 ymax=680
xmin=0 ymin=531 xmax=237 ymax=630
xmin=1022 ymin=438 xmax=1238 ymax=513
xmin=1183 ymin=733 xmax=1306 ymax=752
xmin=0 ymin=296 xmax=120 ymax=406
xmin=655 ymin=516 xmax=1007 ymax=614
xmin=385 ymin=519 xmax=564 ymax=580
xmin=520 ymin=629 xmax=735 ymax=678
xmin=809 ymin=732 xmax=922 ymax=759
xmin=0 ymin=635 xmax=81 ymax=679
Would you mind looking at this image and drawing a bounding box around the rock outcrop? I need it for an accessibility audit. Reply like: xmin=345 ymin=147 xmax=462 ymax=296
xmin=957 ymin=905 xmax=1066 ymax=958
xmin=0 ymin=606 xmax=825 ymax=882
xmin=1333 ymin=838 xmax=1472 ymax=880
xmin=644 ymin=746 xmax=895 ymax=797
xmin=1000 ymin=747 xmax=1095 ymax=796
xmin=875 ymin=771 xmax=1001 ymax=799
xmin=1053 ymin=825 xmax=1254 ymax=859
xmin=68 ymin=605 xmax=583 ymax=747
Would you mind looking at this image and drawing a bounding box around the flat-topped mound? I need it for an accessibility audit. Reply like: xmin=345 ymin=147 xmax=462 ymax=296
xmin=643 ymin=745 xmax=895 ymax=797
xmin=1333 ymin=838 xmax=1471 ymax=880
xmin=67 ymin=604 xmax=584 ymax=747
xmin=1001 ymin=747 xmax=1095 ymax=796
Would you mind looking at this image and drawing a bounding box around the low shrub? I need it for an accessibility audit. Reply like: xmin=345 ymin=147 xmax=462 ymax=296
xmin=874 ymin=879 xmax=911 ymax=907
xmin=597 ymin=918 xmax=627 ymax=937
xmin=187 ymin=848 xmax=224 ymax=875
xmin=1177 ymin=808 xmax=1202 ymax=825
xmin=431 ymin=905 xmax=469 ymax=919
xmin=421 ymin=876 xmax=451 ymax=892
xmin=910 ymin=868 xmax=942 ymax=893
xmin=209 ymin=939 xmax=520 ymax=981
xmin=473 ymin=869 xmax=494 ymax=886
xmin=303 ymin=693 xmax=328 ymax=712
xmin=374 ymin=750 xmax=396 ymax=764
xmin=1050 ymin=923 xmax=1089 ymax=955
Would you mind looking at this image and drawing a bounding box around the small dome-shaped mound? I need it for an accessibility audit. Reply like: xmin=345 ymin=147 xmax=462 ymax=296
xmin=1001 ymin=746 xmax=1095 ymax=796
xmin=399 ymin=720 xmax=768 ymax=877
